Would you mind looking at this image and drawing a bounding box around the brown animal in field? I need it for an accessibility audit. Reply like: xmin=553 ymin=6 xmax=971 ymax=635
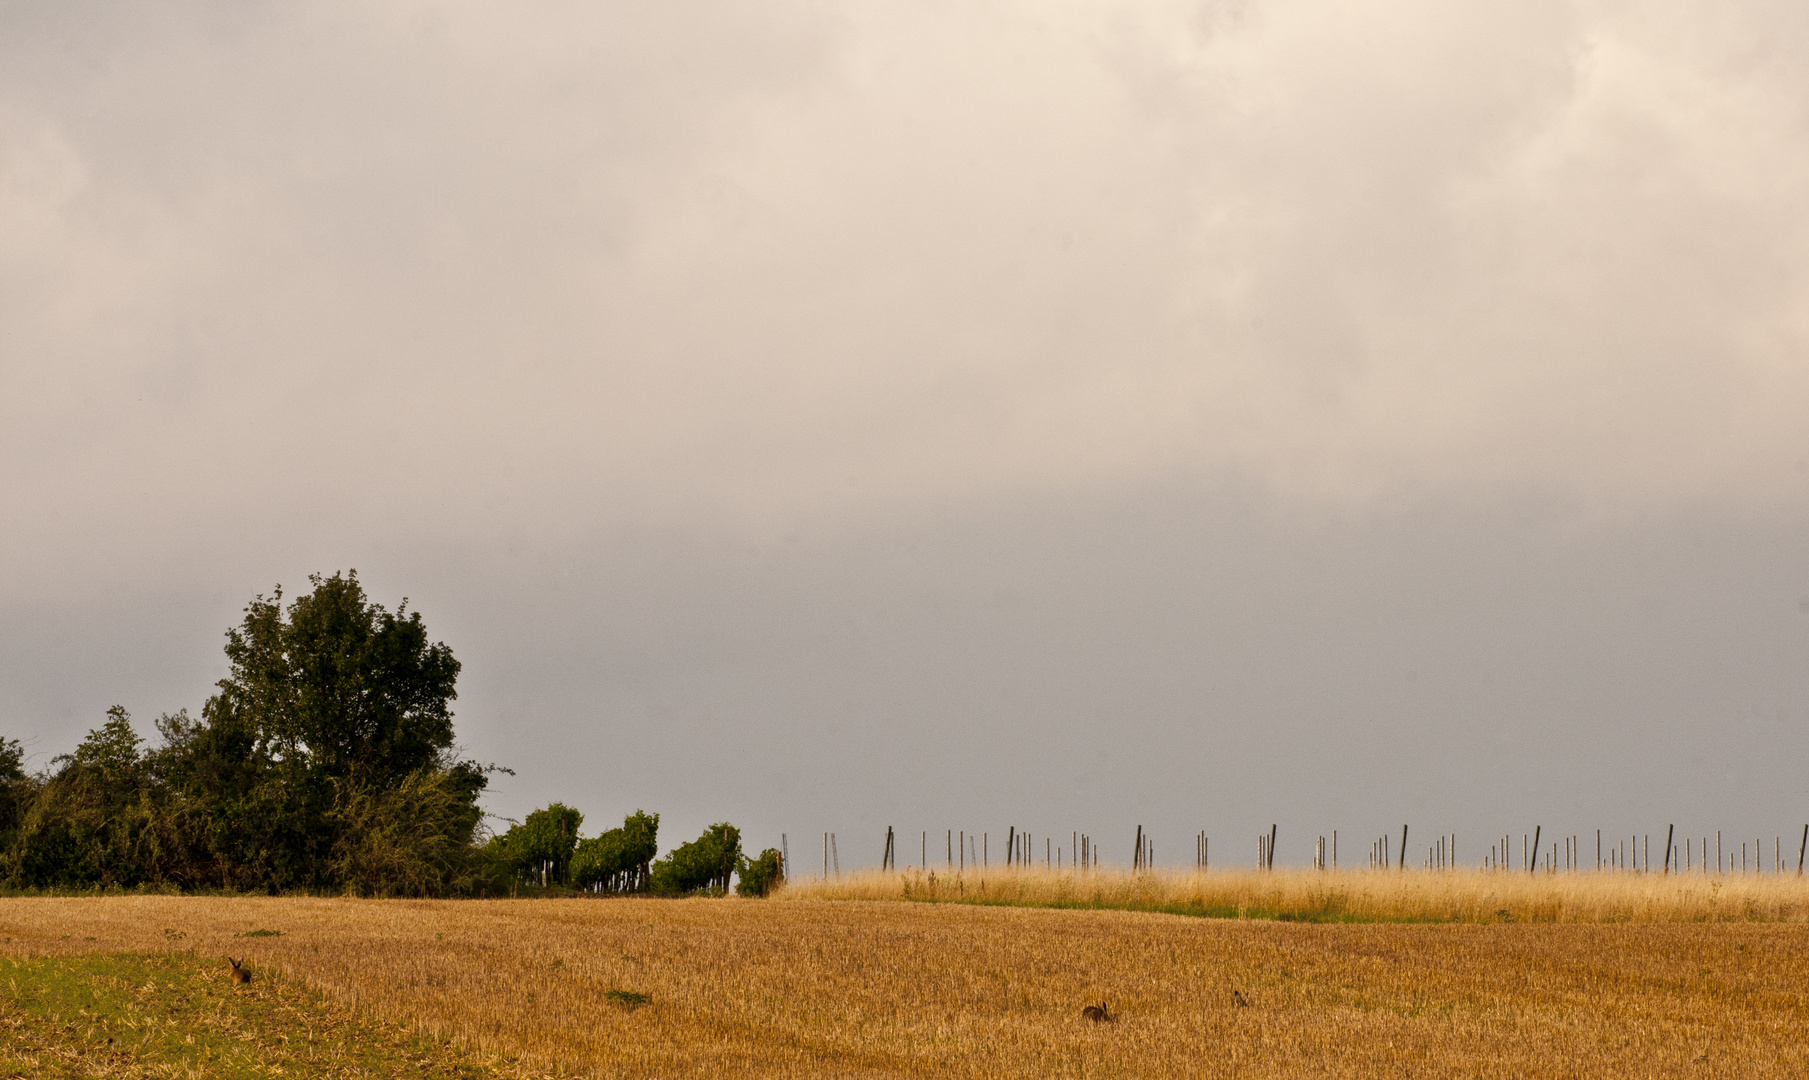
xmin=1231 ymin=989 xmax=1249 ymax=1008
xmin=228 ymin=957 xmax=252 ymax=985
xmin=1080 ymin=1001 xmax=1114 ymax=1023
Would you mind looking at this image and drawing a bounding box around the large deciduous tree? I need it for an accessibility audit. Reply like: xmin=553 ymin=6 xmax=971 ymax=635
xmin=207 ymin=570 xmax=461 ymax=785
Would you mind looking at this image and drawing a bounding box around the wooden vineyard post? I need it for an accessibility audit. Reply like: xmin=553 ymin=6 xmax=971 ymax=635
xmin=1528 ymin=826 xmax=1540 ymax=875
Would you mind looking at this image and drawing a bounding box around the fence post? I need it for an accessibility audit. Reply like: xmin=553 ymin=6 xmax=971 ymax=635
xmin=1398 ymin=825 xmax=1408 ymax=871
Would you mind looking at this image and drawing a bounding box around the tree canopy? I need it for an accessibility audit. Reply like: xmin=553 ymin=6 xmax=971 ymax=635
xmin=208 ymin=571 xmax=461 ymax=786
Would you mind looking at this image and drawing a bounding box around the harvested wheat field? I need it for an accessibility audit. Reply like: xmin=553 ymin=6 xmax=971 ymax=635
xmin=3 ymin=890 xmax=1809 ymax=1078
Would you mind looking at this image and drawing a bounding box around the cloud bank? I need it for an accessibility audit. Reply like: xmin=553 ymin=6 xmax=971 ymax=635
xmin=6 ymin=1 xmax=1808 ymax=586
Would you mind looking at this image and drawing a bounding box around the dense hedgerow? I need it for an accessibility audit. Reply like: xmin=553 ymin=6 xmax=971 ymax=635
xmin=2 ymin=573 xmax=771 ymax=898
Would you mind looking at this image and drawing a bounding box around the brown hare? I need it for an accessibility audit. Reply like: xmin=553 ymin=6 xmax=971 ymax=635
xmin=1080 ymin=1001 xmax=1114 ymax=1023
xmin=228 ymin=958 xmax=252 ymax=985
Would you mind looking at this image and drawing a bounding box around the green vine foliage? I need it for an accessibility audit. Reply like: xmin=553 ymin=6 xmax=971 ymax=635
xmin=736 ymin=847 xmax=784 ymax=897
xmin=649 ymin=822 xmax=741 ymax=896
xmin=570 ymin=811 xmax=660 ymax=893
xmin=489 ymin=803 xmax=584 ymax=887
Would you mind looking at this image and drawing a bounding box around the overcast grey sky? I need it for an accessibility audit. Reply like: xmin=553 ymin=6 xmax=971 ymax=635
xmin=5 ymin=1 xmax=1809 ymax=868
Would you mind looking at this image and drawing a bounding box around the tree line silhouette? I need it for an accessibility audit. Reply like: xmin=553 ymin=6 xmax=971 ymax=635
xmin=0 ymin=572 xmax=782 ymax=898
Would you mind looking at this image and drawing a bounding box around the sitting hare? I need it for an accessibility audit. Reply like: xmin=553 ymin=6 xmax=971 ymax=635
xmin=228 ymin=957 xmax=252 ymax=985
xmin=1080 ymin=1001 xmax=1114 ymax=1023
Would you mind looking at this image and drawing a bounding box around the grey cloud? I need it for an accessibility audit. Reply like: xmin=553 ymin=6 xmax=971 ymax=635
xmin=7 ymin=2 xmax=1809 ymax=563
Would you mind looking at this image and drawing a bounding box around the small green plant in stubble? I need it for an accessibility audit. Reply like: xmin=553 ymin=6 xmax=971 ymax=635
xmin=0 ymin=952 xmax=547 ymax=1079
xmin=605 ymin=989 xmax=651 ymax=1011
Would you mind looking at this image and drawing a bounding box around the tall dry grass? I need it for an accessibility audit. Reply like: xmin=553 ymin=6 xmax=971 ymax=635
xmin=4 ymin=894 xmax=1809 ymax=1078
xmin=779 ymin=865 xmax=1809 ymax=923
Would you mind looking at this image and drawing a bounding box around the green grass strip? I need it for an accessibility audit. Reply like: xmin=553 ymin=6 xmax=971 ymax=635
xmin=0 ymin=951 xmax=519 ymax=1079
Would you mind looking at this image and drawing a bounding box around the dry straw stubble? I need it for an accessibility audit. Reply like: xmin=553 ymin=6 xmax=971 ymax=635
xmin=2 ymin=888 xmax=1808 ymax=1078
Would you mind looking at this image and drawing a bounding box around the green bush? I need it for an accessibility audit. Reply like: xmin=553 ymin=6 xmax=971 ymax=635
xmin=736 ymin=848 xmax=784 ymax=897
xmin=649 ymin=822 xmax=740 ymax=896
xmin=324 ymin=769 xmax=487 ymax=898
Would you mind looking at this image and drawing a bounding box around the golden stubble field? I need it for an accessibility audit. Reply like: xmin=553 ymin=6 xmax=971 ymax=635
xmin=3 ymin=888 xmax=1808 ymax=1079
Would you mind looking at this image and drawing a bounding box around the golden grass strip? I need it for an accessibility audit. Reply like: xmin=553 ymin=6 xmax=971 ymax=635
xmin=779 ymin=865 xmax=1809 ymax=922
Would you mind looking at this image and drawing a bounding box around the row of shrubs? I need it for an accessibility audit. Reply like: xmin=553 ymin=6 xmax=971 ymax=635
xmin=485 ymin=804 xmax=785 ymax=897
